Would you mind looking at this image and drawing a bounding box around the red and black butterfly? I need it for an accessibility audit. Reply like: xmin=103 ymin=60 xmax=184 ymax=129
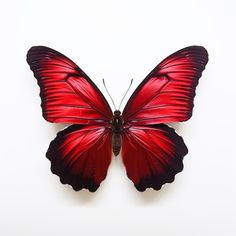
xmin=27 ymin=46 xmax=208 ymax=192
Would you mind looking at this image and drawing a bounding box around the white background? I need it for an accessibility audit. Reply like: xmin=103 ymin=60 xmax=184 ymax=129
xmin=0 ymin=0 xmax=236 ymax=235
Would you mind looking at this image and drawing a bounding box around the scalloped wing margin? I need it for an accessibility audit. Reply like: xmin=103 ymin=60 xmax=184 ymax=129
xmin=122 ymin=124 xmax=188 ymax=191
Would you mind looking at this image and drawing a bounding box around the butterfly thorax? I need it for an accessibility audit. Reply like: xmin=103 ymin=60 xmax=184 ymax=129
xmin=111 ymin=110 xmax=123 ymax=156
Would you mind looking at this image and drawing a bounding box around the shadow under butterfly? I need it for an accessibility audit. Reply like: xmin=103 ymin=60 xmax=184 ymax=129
xmin=27 ymin=46 xmax=208 ymax=192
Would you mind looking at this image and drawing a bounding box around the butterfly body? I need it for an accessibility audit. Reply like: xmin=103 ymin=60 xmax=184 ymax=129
xmin=111 ymin=110 xmax=123 ymax=156
xmin=27 ymin=45 xmax=208 ymax=192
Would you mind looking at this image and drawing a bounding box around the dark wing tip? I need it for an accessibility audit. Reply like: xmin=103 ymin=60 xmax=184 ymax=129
xmin=134 ymin=161 xmax=185 ymax=192
xmin=26 ymin=45 xmax=76 ymax=66
xmin=26 ymin=46 xmax=49 ymax=63
xmin=134 ymin=167 xmax=183 ymax=192
xmin=47 ymin=148 xmax=100 ymax=193
xmin=158 ymin=45 xmax=209 ymax=69
xmin=180 ymin=45 xmax=209 ymax=65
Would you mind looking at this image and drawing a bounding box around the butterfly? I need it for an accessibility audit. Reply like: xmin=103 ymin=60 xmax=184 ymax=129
xmin=27 ymin=46 xmax=208 ymax=192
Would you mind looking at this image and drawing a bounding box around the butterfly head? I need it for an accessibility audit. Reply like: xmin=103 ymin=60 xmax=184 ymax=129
xmin=113 ymin=110 xmax=121 ymax=116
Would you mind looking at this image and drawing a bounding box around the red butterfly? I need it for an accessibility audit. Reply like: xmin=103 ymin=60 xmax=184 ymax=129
xmin=27 ymin=46 xmax=208 ymax=192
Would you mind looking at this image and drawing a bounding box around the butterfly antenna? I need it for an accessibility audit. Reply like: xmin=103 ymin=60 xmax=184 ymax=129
xmin=102 ymin=78 xmax=117 ymax=110
xmin=118 ymin=78 xmax=133 ymax=110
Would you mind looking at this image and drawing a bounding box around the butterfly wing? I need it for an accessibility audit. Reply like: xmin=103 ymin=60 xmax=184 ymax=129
xmin=27 ymin=46 xmax=113 ymax=124
xmin=122 ymin=46 xmax=208 ymax=125
xmin=122 ymin=125 xmax=188 ymax=191
xmin=27 ymin=46 xmax=113 ymax=191
xmin=46 ymin=125 xmax=112 ymax=192
xmin=122 ymin=46 xmax=208 ymax=191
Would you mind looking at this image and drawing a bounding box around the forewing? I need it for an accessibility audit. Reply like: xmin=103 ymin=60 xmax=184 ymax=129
xmin=122 ymin=46 xmax=208 ymax=125
xmin=122 ymin=125 xmax=188 ymax=191
xmin=46 ymin=125 xmax=112 ymax=192
xmin=27 ymin=46 xmax=112 ymax=124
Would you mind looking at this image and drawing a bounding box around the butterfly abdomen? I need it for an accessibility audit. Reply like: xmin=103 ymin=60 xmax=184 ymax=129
xmin=112 ymin=133 xmax=122 ymax=156
xmin=112 ymin=110 xmax=123 ymax=156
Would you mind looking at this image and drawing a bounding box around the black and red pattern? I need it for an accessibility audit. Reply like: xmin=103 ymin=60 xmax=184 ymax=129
xmin=27 ymin=46 xmax=112 ymax=125
xmin=123 ymin=46 xmax=208 ymax=125
xmin=46 ymin=125 xmax=112 ymax=192
xmin=122 ymin=125 xmax=188 ymax=191
xmin=27 ymin=46 xmax=208 ymax=192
